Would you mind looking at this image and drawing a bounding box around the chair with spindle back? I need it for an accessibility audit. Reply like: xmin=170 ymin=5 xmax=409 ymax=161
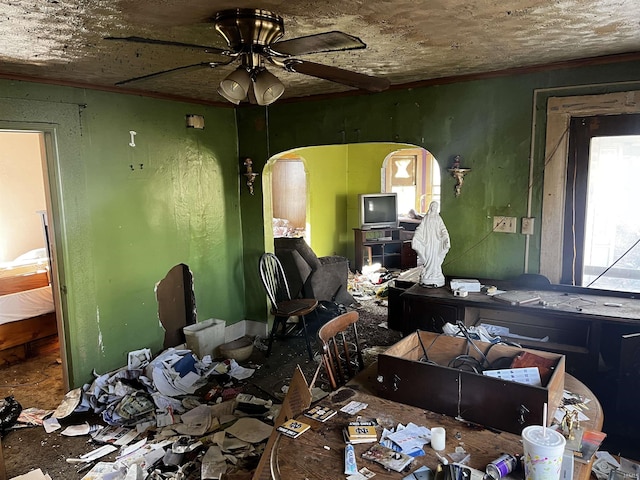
xmin=259 ymin=252 xmax=318 ymax=360
xmin=317 ymin=311 xmax=364 ymax=390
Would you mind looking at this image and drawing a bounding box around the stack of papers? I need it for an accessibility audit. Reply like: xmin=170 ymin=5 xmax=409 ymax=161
xmin=380 ymin=422 xmax=432 ymax=457
xmin=450 ymin=279 xmax=481 ymax=292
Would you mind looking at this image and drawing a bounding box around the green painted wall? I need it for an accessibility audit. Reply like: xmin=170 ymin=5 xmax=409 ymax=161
xmin=1 ymin=80 xmax=242 ymax=387
xmin=238 ymin=60 xmax=640 ymax=315
xmin=4 ymin=58 xmax=640 ymax=386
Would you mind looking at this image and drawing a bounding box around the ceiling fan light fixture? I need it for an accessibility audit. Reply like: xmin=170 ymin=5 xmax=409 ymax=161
xmin=253 ymin=68 xmax=285 ymax=106
xmin=218 ymin=66 xmax=252 ymax=103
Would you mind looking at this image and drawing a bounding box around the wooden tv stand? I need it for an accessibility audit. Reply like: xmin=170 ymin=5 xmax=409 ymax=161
xmin=353 ymin=227 xmax=405 ymax=272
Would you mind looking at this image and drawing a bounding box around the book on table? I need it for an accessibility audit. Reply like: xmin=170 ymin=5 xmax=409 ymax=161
xmin=345 ymin=421 xmax=378 ymax=444
xmin=277 ymin=419 xmax=311 ymax=439
xmin=304 ymin=405 xmax=337 ymax=423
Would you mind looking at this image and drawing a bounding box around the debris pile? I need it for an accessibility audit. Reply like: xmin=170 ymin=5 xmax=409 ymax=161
xmin=7 ymin=346 xmax=280 ymax=480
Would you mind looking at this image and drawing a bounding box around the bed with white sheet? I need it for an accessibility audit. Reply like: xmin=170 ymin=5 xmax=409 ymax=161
xmin=0 ymin=261 xmax=57 ymax=356
xmin=0 ymin=284 xmax=54 ymax=325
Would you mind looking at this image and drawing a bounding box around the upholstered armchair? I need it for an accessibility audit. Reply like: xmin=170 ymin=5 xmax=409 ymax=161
xmin=274 ymin=237 xmax=355 ymax=306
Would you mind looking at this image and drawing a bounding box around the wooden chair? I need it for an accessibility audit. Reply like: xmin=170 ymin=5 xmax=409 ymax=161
xmin=317 ymin=311 xmax=365 ymax=390
xmin=259 ymin=253 xmax=318 ymax=360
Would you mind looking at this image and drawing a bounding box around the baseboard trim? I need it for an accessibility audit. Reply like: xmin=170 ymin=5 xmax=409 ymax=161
xmin=225 ymin=319 xmax=268 ymax=343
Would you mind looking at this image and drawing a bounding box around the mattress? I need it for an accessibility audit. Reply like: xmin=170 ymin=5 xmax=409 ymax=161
xmin=0 ymin=285 xmax=54 ymax=325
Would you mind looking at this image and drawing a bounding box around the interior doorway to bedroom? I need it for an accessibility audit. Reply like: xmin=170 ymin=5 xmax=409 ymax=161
xmin=0 ymin=130 xmax=64 ymax=382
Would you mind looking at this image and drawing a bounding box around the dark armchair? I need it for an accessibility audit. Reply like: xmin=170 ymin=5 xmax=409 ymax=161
xmin=274 ymin=237 xmax=355 ymax=306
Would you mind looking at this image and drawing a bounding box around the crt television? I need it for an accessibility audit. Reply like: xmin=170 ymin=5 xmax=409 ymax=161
xmin=358 ymin=193 xmax=398 ymax=229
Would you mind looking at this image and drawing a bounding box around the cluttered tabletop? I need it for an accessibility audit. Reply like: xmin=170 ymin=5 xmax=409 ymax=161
xmin=271 ymin=366 xmax=606 ymax=480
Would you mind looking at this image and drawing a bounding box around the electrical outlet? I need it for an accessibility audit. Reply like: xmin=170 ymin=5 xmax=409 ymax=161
xmin=493 ymin=216 xmax=517 ymax=233
xmin=522 ymin=217 xmax=535 ymax=235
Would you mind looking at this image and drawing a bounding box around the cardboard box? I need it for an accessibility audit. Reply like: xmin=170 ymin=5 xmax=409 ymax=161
xmin=377 ymin=331 xmax=565 ymax=434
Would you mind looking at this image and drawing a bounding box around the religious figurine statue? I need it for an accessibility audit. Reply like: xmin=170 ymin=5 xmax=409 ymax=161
xmin=411 ymin=201 xmax=451 ymax=287
xmin=561 ymin=409 xmax=580 ymax=440
xmin=243 ymin=158 xmax=259 ymax=195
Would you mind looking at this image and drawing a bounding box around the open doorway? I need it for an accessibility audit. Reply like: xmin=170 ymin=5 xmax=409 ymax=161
xmin=0 ymin=131 xmax=64 ymax=379
xmin=270 ymin=154 xmax=308 ymax=241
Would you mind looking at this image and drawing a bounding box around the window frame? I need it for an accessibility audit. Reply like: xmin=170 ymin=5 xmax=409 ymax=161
xmin=540 ymin=91 xmax=640 ymax=284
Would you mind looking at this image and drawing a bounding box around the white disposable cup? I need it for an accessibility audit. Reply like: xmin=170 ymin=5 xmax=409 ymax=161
xmin=522 ymin=425 xmax=566 ymax=480
xmin=431 ymin=427 xmax=446 ymax=451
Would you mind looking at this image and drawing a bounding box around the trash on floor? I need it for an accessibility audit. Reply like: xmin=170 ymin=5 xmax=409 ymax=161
xmin=7 ymin=344 xmax=275 ymax=480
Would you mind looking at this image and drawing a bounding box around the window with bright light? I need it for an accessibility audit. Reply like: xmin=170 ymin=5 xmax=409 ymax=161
xmin=562 ymin=113 xmax=640 ymax=293
xmin=582 ymin=135 xmax=640 ymax=292
xmin=384 ymin=149 xmax=441 ymax=215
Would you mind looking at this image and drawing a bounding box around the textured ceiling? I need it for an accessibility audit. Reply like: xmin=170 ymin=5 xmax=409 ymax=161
xmin=0 ymin=0 xmax=639 ymax=105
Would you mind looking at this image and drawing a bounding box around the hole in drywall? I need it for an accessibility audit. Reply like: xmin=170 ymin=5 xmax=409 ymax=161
xmin=156 ymin=263 xmax=196 ymax=349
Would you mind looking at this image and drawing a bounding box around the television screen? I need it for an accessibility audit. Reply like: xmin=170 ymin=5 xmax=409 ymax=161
xmin=359 ymin=193 xmax=398 ymax=229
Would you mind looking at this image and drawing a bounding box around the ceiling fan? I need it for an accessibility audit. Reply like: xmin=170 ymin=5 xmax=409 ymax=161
xmin=106 ymin=8 xmax=390 ymax=105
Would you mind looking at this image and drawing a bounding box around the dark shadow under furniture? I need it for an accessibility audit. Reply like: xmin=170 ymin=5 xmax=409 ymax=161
xmin=274 ymin=237 xmax=354 ymax=306
xmin=399 ymin=218 xmax=421 ymax=270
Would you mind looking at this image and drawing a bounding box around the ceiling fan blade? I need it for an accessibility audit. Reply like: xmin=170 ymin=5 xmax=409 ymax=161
xmin=284 ymin=59 xmax=389 ymax=93
xmin=115 ymin=61 xmax=231 ymax=86
xmin=270 ymin=31 xmax=366 ymax=56
xmin=105 ymin=36 xmax=231 ymax=56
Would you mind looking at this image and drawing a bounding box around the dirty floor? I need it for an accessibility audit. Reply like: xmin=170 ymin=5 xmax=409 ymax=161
xmin=0 ymin=295 xmax=400 ymax=479
xmin=3 ymin=294 xmax=638 ymax=479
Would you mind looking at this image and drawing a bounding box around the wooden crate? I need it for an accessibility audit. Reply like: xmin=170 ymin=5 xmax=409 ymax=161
xmin=377 ymin=331 xmax=565 ymax=434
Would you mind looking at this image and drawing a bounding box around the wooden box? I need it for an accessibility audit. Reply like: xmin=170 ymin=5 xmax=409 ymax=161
xmin=377 ymin=331 xmax=565 ymax=434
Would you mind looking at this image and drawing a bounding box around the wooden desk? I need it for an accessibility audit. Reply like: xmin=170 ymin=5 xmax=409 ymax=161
xmin=273 ymin=372 xmax=602 ymax=480
xmin=390 ymin=281 xmax=640 ymax=382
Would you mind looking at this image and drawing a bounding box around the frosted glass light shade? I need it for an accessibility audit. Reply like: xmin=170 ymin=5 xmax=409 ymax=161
xmin=253 ymin=68 xmax=285 ymax=106
xmin=218 ymin=67 xmax=251 ymax=104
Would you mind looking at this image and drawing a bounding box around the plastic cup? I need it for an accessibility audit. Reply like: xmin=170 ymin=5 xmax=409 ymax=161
xmin=431 ymin=427 xmax=446 ymax=451
xmin=522 ymin=425 xmax=566 ymax=480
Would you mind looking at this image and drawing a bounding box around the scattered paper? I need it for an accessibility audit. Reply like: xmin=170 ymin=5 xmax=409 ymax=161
xmin=61 ymin=422 xmax=91 ymax=436
xmin=128 ymin=348 xmax=152 ymax=370
xmin=175 ymin=404 xmax=216 ymax=436
xmin=483 ymin=367 xmax=542 ymax=386
xmin=17 ymin=408 xmax=54 ymax=426
xmin=68 ymin=444 xmax=117 ymax=464
xmin=9 ymin=469 xmax=53 ymax=480
xmin=53 ymin=388 xmax=82 ymax=419
xmin=385 ymin=423 xmax=431 ymax=453
xmin=43 ymin=415 xmax=61 ymax=433
xmin=227 ymin=359 xmax=255 ymax=380
xmin=80 ymin=462 xmax=121 ymax=480
xmin=403 ymin=466 xmax=433 ymax=480
xmin=201 ymin=445 xmax=227 ymax=479
xmin=341 ymin=401 xmax=368 ymax=415
xmin=224 ymin=417 xmax=273 ymax=443
xmin=347 ymin=467 xmax=377 ymax=480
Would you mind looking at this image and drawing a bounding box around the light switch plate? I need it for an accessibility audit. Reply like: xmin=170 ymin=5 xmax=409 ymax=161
xmin=493 ymin=216 xmax=517 ymax=233
xmin=522 ymin=217 xmax=535 ymax=235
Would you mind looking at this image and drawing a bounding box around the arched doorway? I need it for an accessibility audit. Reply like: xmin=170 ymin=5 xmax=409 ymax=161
xmin=262 ymin=143 xmax=440 ymax=268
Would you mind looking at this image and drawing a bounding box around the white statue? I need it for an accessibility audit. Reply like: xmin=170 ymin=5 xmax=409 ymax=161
xmin=411 ymin=201 xmax=450 ymax=287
